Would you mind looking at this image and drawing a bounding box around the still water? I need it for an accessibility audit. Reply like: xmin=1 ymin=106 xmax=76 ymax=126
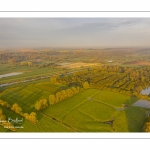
xmin=0 ymin=72 xmax=23 ymax=79
xmin=140 ymin=87 xmax=150 ymax=95
xmin=134 ymin=100 xmax=150 ymax=109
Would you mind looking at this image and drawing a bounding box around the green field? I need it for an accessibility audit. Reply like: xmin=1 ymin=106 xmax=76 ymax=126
xmin=0 ymin=81 xmax=65 ymax=112
xmin=0 ymin=62 xmax=64 ymax=85
xmin=113 ymin=107 xmax=147 ymax=132
xmin=93 ymin=91 xmax=137 ymax=107
xmin=78 ymin=101 xmax=119 ymax=121
xmin=0 ymin=63 xmax=89 ymax=85
xmin=62 ymin=110 xmax=112 ymax=132
xmin=0 ymin=64 xmax=30 ymax=74
xmin=0 ymin=86 xmax=147 ymax=132
xmin=0 ymin=106 xmax=72 ymax=132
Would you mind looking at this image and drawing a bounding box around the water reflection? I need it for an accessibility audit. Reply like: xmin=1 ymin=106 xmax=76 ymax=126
xmin=134 ymin=99 xmax=150 ymax=109
xmin=140 ymin=87 xmax=150 ymax=95
xmin=0 ymin=72 xmax=23 ymax=79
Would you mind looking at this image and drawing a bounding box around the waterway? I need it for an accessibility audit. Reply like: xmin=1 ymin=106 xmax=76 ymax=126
xmin=133 ymin=99 xmax=150 ymax=109
xmin=140 ymin=87 xmax=150 ymax=95
xmin=0 ymin=72 xmax=23 ymax=79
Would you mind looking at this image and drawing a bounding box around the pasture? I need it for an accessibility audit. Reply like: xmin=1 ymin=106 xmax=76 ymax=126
xmin=0 ymin=63 xmax=61 ymax=84
xmin=113 ymin=106 xmax=147 ymax=132
xmin=0 ymin=86 xmax=146 ymax=132
xmin=93 ymin=91 xmax=137 ymax=107
xmin=0 ymin=106 xmax=72 ymax=132
xmin=0 ymin=81 xmax=64 ymax=113
xmin=42 ymin=89 xmax=141 ymax=132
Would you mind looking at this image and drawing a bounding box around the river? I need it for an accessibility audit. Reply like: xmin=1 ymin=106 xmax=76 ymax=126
xmin=0 ymin=72 xmax=23 ymax=79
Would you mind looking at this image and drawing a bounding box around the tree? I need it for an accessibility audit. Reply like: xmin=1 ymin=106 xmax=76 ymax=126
xmin=0 ymin=109 xmax=16 ymax=131
xmin=23 ymin=112 xmax=38 ymax=124
xmin=11 ymin=103 xmax=22 ymax=114
xmin=56 ymin=92 xmax=62 ymax=102
xmin=60 ymin=90 xmax=68 ymax=100
xmin=49 ymin=94 xmax=56 ymax=105
xmin=82 ymin=81 xmax=90 ymax=89
xmin=27 ymin=61 xmax=33 ymax=66
xmin=35 ymin=99 xmax=48 ymax=110
xmin=0 ymin=109 xmax=6 ymax=120
xmin=50 ymin=75 xmax=60 ymax=83
xmin=66 ymin=89 xmax=73 ymax=98
xmin=71 ymin=87 xmax=78 ymax=94
xmin=0 ymin=100 xmax=11 ymax=108
xmin=28 ymin=112 xmax=38 ymax=124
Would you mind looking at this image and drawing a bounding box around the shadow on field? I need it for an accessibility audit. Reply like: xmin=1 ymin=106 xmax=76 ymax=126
xmin=113 ymin=96 xmax=147 ymax=132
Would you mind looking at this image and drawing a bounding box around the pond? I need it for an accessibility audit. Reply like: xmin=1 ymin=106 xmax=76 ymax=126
xmin=140 ymin=87 xmax=150 ymax=95
xmin=133 ymin=99 xmax=150 ymax=109
xmin=0 ymin=72 xmax=23 ymax=79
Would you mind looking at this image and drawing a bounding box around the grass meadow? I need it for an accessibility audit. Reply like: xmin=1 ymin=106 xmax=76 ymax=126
xmin=0 ymin=84 xmax=146 ymax=132
xmin=93 ymin=90 xmax=138 ymax=107
xmin=113 ymin=106 xmax=147 ymax=132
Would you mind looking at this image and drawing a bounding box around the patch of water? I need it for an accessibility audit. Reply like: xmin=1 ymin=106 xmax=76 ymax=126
xmin=133 ymin=99 xmax=150 ymax=109
xmin=140 ymin=87 xmax=150 ymax=95
xmin=0 ymin=72 xmax=23 ymax=79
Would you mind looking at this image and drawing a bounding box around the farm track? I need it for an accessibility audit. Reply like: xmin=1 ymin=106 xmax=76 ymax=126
xmin=60 ymin=90 xmax=100 ymax=123
xmin=61 ymin=100 xmax=87 ymax=122
xmin=77 ymin=109 xmax=102 ymax=122
xmin=93 ymin=98 xmax=117 ymax=110
xmin=90 ymin=90 xmax=118 ymax=109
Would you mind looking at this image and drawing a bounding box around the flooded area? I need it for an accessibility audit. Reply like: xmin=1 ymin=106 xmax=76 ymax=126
xmin=0 ymin=72 xmax=23 ymax=79
xmin=140 ymin=87 xmax=150 ymax=95
xmin=133 ymin=100 xmax=150 ymax=109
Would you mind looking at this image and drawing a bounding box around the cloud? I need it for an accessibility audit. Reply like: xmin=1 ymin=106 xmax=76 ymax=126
xmin=0 ymin=18 xmax=150 ymax=48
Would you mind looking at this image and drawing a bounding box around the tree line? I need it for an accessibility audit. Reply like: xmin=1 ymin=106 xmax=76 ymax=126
xmin=34 ymin=86 xmax=81 ymax=110
xmin=0 ymin=109 xmax=16 ymax=131
xmin=0 ymin=99 xmax=38 ymax=125
xmin=49 ymin=86 xmax=80 ymax=106
xmin=49 ymin=65 xmax=150 ymax=99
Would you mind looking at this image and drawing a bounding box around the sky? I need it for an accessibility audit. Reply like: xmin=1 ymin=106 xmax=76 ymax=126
xmin=0 ymin=18 xmax=150 ymax=48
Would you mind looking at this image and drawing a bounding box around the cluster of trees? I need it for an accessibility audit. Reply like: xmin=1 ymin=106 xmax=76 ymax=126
xmin=11 ymin=103 xmax=22 ymax=114
xmin=49 ymin=86 xmax=80 ymax=105
xmin=23 ymin=112 xmax=38 ymax=124
xmin=0 ymin=100 xmax=11 ymax=108
xmin=0 ymin=50 xmax=89 ymax=65
xmin=0 ymin=100 xmax=38 ymax=125
xmin=52 ymin=65 xmax=150 ymax=98
xmin=0 ymin=109 xmax=16 ymax=131
xmin=11 ymin=103 xmax=38 ymax=124
xmin=20 ymin=61 xmax=33 ymax=66
xmin=35 ymin=99 xmax=48 ymax=110
xmin=0 ymin=109 xmax=5 ymax=120
xmin=33 ymin=82 xmax=89 ymax=108
xmin=2 ymin=49 xmax=150 ymax=70
xmin=38 ymin=62 xmax=58 ymax=69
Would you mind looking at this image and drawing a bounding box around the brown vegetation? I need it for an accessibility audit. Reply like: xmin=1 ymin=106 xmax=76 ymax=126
xmin=59 ymin=62 xmax=100 ymax=69
xmin=124 ymin=61 xmax=150 ymax=66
